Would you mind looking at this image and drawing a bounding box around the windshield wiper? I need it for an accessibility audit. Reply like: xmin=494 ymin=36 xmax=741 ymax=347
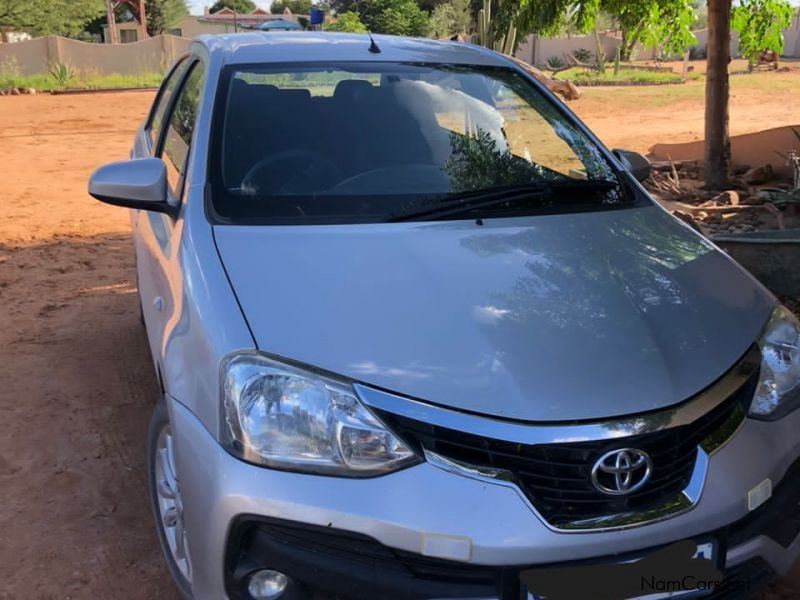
xmin=387 ymin=180 xmax=618 ymax=223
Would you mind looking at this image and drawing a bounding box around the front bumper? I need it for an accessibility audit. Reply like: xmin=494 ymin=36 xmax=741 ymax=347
xmin=168 ymin=397 xmax=800 ymax=600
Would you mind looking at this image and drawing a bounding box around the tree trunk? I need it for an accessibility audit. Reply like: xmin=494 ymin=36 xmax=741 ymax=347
xmin=593 ymin=26 xmax=606 ymax=73
xmin=704 ymin=0 xmax=731 ymax=189
xmin=105 ymin=0 xmax=119 ymax=44
xmin=138 ymin=0 xmax=148 ymax=40
xmin=621 ymin=28 xmax=628 ymax=61
xmin=681 ymin=50 xmax=690 ymax=81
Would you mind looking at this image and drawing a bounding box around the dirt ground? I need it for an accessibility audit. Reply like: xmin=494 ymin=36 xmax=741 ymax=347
xmin=0 ymin=91 xmax=178 ymax=599
xmin=570 ymin=67 xmax=800 ymax=156
xmin=0 ymin=69 xmax=798 ymax=599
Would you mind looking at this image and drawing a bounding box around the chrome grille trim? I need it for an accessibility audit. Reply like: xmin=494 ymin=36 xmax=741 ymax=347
xmin=355 ymin=345 xmax=760 ymax=446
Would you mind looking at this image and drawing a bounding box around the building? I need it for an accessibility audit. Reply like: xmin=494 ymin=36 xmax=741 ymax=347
xmin=0 ymin=28 xmax=32 ymax=44
xmin=102 ymin=8 xmax=306 ymax=43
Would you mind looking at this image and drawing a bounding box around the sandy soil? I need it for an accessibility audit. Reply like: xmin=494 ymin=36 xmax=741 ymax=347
xmin=571 ymin=73 xmax=800 ymax=156
xmin=0 ymin=73 xmax=798 ymax=598
xmin=0 ymin=91 xmax=178 ymax=599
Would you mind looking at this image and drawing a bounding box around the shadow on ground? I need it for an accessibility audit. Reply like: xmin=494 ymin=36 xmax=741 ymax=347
xmin=0 ymin=232 xmax=179 ymax=599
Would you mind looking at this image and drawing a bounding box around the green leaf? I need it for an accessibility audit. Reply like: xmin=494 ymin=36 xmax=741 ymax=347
xmin=732 ymin=0 xmax=794 ymax=63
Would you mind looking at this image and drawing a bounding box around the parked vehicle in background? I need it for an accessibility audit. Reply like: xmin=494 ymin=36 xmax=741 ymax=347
xmin=255 ymin=19 xmax=303 ymax=31
xmin=89 ymin=32 xmax=800 ymax=600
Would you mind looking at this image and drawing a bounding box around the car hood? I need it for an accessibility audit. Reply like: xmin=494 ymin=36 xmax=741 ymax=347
xmin=213 ymin=206 xmax=774 ymax=422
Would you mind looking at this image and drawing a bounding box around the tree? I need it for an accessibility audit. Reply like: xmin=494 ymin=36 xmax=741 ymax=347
xmin=324 ymin=11 xmax=367 ymax=31
xmin=329 ymin=0 xmax=357 ymax=14
xmin=581 ymin=1 xmax=697 ymax=61
xmin=702 ymin=0 xmax=792 ymax=188
xmin=358 ymin=0 xmax=430 ymax=36
xmin=209 ymin=0 xmax=257 ymax=13
xmin=430 ymin=0 xmax=471 ymax=38
xmin=704 ymin=0 xmax=731 ymax=188
xmin=692 ymin=0 xmax=708 ymax=30
xmin=638 ymin=0 xmax=697 ymax=58
xmin=271 ymin=0 xmax=309 ymax=14
xmin=491 ymin=0 xmax=791 ymax=190
xmin=732 ymin=0 xmax=793 ymax=64
xmin=0 ymin=0 xmax=104 ymax=37
xmin=147 ymin=0 xmax=189 ymax=35
xmin=271 ymin=0 xmax=312 ymax=14
xmin=104 ymin=0 xmax=118 ymax=43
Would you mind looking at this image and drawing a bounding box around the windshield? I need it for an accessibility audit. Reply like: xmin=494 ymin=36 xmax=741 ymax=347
xmin=209 ymin=62 xmax=625 ymax=223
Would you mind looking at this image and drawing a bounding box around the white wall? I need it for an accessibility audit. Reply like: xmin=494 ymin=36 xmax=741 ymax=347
xmin=515 ymin=32 xmax=656 ymax=67
xmin=516 ymin=21 xmax=800 ymax=67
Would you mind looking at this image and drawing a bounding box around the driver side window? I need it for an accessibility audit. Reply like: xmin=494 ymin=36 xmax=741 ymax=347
xmin=147 ymin=58 xmax=188 ymax=151
xmin=160 ymin=61 xmax=205 ymax=200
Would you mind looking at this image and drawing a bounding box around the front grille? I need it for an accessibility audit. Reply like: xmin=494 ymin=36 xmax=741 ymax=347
xmin=379 ymin=369 xmax=759 ymax=528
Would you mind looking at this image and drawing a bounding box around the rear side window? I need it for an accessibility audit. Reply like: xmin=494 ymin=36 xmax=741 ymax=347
xmin=147 ymin=58 xmax=188 ymax=149
xmin=161 ymin=62 xmax=205 ymax=197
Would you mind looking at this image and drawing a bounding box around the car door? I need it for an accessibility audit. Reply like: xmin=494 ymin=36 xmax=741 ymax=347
xmin=134 ymin=58 xmax=206 ymax=378
xmin=131 ymin=57 xmax=187 ymax=336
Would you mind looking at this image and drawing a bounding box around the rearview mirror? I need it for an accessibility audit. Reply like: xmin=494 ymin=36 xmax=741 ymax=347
xmin=88 ymin=158 xmax=175 ymax=217
xmin=613 ymin=149 xmax=651 ymax=183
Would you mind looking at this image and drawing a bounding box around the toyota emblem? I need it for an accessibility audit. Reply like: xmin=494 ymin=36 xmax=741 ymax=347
xmin=591 ymin=448 xmax=653 ymax=496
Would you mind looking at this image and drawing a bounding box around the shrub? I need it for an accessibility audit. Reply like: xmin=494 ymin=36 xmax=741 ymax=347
xmin=324 ymin=11 xmax=367 ymax=33
xmin=430 ymin=0 xmax=471 ymax=39
xmin=48 ymin=62 xmax=75 ymax=86
xmin=546 ymin=55 xmax=565 ymax=70
xmin=573 ymin=48 xmax=592 ymax=63
xmin=688 ymin=45 xmax=707 ymax=60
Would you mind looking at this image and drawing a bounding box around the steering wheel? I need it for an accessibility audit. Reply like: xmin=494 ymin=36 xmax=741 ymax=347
xmin=329 ymin=164 xmax=452 ymax=195
xmin=241 ymin=149 xmax=341 ymax=195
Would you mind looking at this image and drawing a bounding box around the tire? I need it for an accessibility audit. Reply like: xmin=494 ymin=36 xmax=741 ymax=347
xmin=147 ymin=397 xmax=194 ymax=599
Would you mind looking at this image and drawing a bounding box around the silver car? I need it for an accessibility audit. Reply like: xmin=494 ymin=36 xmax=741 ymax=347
xmin=89 ymin=32 xmax=800 ymax=600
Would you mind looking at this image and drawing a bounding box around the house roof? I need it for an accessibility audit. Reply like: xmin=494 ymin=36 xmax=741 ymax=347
xmin=201 ymin=8 xmax=307 ymax=25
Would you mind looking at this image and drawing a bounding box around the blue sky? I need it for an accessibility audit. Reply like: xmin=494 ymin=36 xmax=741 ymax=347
xmin=187 ymin=1 xmax=273 ymax=14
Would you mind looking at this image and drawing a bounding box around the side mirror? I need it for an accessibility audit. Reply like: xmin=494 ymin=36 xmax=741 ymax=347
xmin=88 ymin=158 xmax=175 ymax=217
xmin=613 ymin=149 xmax=651 ymax=183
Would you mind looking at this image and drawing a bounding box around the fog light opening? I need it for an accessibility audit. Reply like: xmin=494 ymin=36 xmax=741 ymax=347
xmin=247 ymin=569 xmax=289 ymax=600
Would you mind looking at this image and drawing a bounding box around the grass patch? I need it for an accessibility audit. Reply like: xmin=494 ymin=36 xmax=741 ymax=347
xmin=555 ymin=67 xmax=702 ymax=86
xmin=0 ymin=70 xmax=162 ymax=92
xmin=576 ymin=68 xmax=798 ymax=110
xmin=580 ymin=82 xmax=705 ymax=107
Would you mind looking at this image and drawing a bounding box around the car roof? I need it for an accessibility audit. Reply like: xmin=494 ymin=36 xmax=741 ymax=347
xmin=195 ymin=32 xmax=507 ymax=67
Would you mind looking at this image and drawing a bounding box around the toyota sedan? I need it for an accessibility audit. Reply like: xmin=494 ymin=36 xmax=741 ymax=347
xmin=88 ymin=32 xmax=800 ymax=600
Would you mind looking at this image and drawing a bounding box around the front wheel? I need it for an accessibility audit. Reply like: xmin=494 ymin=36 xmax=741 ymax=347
xmin=147 ymin=397 xmax=193 ymax=599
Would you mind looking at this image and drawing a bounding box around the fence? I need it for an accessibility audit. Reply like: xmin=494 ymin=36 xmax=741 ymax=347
xmin=515 ymin=33 xmax=658 ymax=68
xmin=2 ymin=26 xmax=798 ymax=77
xmin=0 ymin=35 xmax=190 ymax=77
xmin=693 ymin=23 xmax=800 ymax=58
xmin=516 ymin=21 xmax=800 ymax=67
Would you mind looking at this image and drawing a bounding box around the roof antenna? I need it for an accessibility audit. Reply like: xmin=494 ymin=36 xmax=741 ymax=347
xmin=367 ymin=31 xmax=381 ymax=54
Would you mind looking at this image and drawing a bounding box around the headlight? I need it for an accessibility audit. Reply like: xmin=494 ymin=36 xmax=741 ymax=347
xmin=750 ymin=305 xmax=800 ymax=420
xmin=221 ymin=352 xmax=418 ymax=475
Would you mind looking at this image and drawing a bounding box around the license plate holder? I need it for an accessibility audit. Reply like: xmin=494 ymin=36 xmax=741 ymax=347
xmin=523 ymin=538 xmax=720 ymax=600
